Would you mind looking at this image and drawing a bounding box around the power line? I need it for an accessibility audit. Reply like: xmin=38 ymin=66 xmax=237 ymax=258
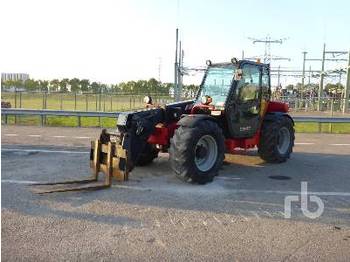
xmin=248 ymin=36 xmax=289 ymax=63
xmin=157 ymin=57 xmax=162 ymax=83
xmin=301 ymin=44 xmax=349 ymax=110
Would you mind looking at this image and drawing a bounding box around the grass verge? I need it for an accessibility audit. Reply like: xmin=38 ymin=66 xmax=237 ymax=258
xmin=3 ymin=116 xmax=116 ymax=128
xmin=294 ymin=122 xmax=350 ymax=134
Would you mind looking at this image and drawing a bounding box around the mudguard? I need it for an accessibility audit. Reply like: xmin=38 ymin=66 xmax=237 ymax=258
xmin=263 ymin=112 xmax=294 ymax=125
xmin=177 ymin=114 xmax=218 ymax=128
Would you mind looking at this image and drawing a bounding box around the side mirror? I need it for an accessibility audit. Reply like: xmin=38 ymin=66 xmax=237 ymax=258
xmin=231 ymin=57 xmax=239 ymax=64
xmin=235 ymin=69 xmax=243 ymax=80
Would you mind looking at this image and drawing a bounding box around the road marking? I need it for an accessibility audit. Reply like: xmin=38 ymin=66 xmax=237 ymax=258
xmin=329 ymin=144 xmax=350 ymax=146
xmin=2 ymin=179 xmax=39 ymax=185
xmin=74 ymin=136 xmax=90 ymax=139
xmin=250 ymin=211 xmax=261 ymax=219
xmin=227 ymin=189 xmax=350 ymax=197
xmin=277 ymin=211 xmax=285 ymax=217
xmin=1 ymin=148 xmax=88 ymax=154
xmin=52 ymin=135 xmax=67 ymax=138
xmin=263 ymin=211 xmax=273 ymax=218
xmin=238 ymin=212 xmax=249 ymax=221
xmin=216 ymin=176 xmax=242 ymax=180
xmin=28 ymin=134 xmax=41 ymax=137
xmin=295 ymin=142 xmax=315 ymax=145
xmin=4 ymin=134 xmax=18 ymax=137
xmin=2 ymin=179 xmax=350 ymax=197
xmin=112 ymin=184 xmax=151 ymax=191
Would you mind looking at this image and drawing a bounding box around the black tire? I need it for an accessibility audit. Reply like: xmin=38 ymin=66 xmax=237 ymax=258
xmin=169 ymin=120 xmax=225 ymax=184
xmin=135 ymin=143 xmax=159 ymax=166
xmin=258 ymin=116 xmax=295 ymax=163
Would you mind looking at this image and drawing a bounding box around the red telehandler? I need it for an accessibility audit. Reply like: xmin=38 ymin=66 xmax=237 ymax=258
xmin=33 ymin=58 xmax=294 ymax=193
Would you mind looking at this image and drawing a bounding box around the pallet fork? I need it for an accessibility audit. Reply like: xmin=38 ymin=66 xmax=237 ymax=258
xmin=32 ymin=137 xmax=128 ymax=194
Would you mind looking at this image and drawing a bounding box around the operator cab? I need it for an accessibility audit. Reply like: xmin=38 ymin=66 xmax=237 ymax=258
xmin=195 ymin=58 xmax=271 ymax=138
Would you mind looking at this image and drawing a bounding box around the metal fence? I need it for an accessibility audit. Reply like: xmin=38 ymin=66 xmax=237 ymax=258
xmin=2 ymin=108 xmax=350 ymax=131
xmin=1 ymin=108 xmax=117 ymax=127
xmin=2 ymin=91 xmax=349 ymax=114
xmin=1 ymin=91 xmax=175 ymax=112
xmin=274 ymin=96 xmax=350 ymax=114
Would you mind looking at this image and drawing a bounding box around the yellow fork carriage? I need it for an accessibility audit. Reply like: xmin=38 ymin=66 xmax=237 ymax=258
xmin=32 ymin=130 xmax=129 ymax=194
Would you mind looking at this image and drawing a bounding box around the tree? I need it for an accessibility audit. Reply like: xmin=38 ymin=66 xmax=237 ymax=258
xmin=80 ymin=79 xmax=90 ymax=92
xmin=286 ymin=84 xmax=294 ymax=91
xmin=183 ymin=84 xmax=199 ymax=98
xmin=325 ymin=83 xmax=344 ymax=97
xmin=148 ymin=78 xmax=159 ymax=94
xmin=295 ymin=83 xmax=302 ymax=91
xmin=134 ymin=80 xmax=147 ymax=93
xmin=69 ymin=78 xmax=81 ymax=93
xmin=118 ymin=82 xmax=128 ymax=92
xmin=59 ymin=78 xmax=69 ymax=92
xmin=110 ymin=84 xmax=120 ymax=93
xmin=50 ymin=79 xmax=60 ymax=92
xmin=39 ymin=80 xmax=49 ymax=92
xmin=2 ymin=79 xmax=23 ymax=90
xmin=13 ymin=79 xmax=24 ymax=89
xmin=161 ymin=83 xmax=172 ymax=95
xmin=91 ymin=82 xmax=101 ymax=93
xmin=128 ymin=81 xmax=137 ymax=92
xmin=24 ymin=79 xmax=39 ymax=91
xmin=100 ymin=83 xmax=108 ymax=93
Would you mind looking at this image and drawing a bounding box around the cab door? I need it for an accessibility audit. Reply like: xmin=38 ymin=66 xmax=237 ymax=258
xmin=226 ymin=62 xmax=262 ymax=138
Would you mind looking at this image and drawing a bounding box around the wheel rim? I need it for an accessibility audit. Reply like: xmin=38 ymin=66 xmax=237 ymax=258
xmin=277 ymin=127 xmax=291 ymax=155
xmin=194 ymin=135 xmax=218 ymax=172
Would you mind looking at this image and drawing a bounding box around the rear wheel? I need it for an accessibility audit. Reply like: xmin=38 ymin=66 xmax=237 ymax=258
xmin=169 ymin=120 xmax=225 ymax=184
xmin=258 ymin=116 xmax=295 ymax=163
xmin=135 ymin=144 xmax=159 ymax=166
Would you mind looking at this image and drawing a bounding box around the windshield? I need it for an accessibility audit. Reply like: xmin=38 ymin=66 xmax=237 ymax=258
xmin=197 ymin=65 xmax=236 ymax=106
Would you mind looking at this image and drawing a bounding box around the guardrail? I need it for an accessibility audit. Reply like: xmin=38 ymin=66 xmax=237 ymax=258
xmin=292 ymin=116 xmax=350 ymax=123
xmin=1 ymin=108 xmax=350 ymax=128
xmin=1 ymin=108 xmax=120 ymax=126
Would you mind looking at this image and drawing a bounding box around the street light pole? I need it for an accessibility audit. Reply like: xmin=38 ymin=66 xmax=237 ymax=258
xmin=174 ymin=28 xmax=179 ymax=101
xmin=301 ymin=51 xmax=307 ymax=96
xmin=318 ymin=43 xmax=326 ymax=111
xmin=308 ymin=65 xmax=311 ymax=85
xmin=344 ymin=49 xmax=350 ymax=113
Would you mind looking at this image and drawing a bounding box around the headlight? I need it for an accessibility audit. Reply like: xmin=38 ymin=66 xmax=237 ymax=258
xmin=117 ymin=113 xmax=128 ymax=126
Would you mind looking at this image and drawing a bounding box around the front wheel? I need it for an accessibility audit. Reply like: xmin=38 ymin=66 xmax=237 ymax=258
xmin=169 ymin=120 xmax=225 ymax=184
xmin=258 ymin=116 xmax=295 ymax=163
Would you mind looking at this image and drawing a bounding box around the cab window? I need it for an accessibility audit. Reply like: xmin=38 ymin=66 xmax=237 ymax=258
xmin=237 ymin=64 xmax=260 ymax=102
xmin=198 ymin=65 xmax=236 ymax=106
xmin=261 ymin=67 xmax=270 ymax=100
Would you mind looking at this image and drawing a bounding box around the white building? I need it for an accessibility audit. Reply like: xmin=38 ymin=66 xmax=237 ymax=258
xmin=1 ymin=73 xmax=29 ymax=82
xmin=1 ymin=73 xmax=29 ymax=91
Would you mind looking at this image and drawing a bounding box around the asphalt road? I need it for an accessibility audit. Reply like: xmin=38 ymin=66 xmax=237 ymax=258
xmin=1 ymin=126 xmax=350 ymax=261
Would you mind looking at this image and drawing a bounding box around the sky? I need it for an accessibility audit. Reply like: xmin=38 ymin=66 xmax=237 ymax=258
xmin=1 ymin=0 xmax=349 ymax=86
